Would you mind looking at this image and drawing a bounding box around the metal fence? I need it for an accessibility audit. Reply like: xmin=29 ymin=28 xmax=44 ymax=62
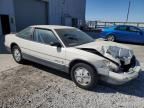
xmin=86 ymin=21 xmax=144 ymax=29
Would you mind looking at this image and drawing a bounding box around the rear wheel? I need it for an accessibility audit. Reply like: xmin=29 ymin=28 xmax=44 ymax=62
xmin=71 ymin=63 xmax=98 ymax=90
xmin=106 ymin=35 xmax=115 ymax=42
xmin=12 ymin=45 xmax=23 ymax=63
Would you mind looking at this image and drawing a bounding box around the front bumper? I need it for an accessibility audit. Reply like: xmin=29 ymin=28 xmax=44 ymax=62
xmin=101 ymin=60 xmax=141 ymax=85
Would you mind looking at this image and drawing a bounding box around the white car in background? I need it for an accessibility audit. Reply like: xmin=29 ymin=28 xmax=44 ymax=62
xmin=5 ymin=25 xmax=141 ymax=90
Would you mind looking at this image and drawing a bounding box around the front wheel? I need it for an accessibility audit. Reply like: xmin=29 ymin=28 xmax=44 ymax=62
xmin=71 ymin=63 xmax=98 ymax=90
xmin=12 ymin=45 xmax=23 ymax=63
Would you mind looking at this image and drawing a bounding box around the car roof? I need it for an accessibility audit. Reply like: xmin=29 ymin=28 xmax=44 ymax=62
xmin=31 ymin=25 xmax=75 ymax=29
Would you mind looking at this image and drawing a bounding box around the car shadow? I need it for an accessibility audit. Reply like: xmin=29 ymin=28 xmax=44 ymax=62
xmin=24 ymin=60 xmax=71 ymax=80
xmin=94 ymin=70 xmax=144 ymax=98
xmin=25 ymin=60 xmax=144 ymax=98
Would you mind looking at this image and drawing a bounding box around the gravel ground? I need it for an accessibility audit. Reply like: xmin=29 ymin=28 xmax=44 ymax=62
xmin=0 ymin=44 xmax=144 ymax=108
xmin=0 ymin=54 xmax=19 ymax=72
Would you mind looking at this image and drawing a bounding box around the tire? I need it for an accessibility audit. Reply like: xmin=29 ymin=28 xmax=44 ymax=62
xmin=106 ymin=35 xmax=115 ymax=42
xmin=12 ymin=45 xmax=24 ymax=64
xmin=71 ymin=63 xmax=98 ymax=90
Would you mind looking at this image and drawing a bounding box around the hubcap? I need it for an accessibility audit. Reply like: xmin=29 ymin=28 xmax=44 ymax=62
xmin=14 ymin=49 xmax=21 ymax=62
xmin=107 ymin=36 xmax=114 ymax=41
xmin=74 ymin=67 xmax=91 ymax=86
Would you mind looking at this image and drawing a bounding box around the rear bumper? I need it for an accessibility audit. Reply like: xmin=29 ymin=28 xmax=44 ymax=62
xmin=101 ymin=60 xmax=141 ymax=85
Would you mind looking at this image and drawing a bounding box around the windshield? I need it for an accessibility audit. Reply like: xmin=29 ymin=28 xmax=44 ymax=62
xmin=55 ymin=28 xmax=94 ymax=47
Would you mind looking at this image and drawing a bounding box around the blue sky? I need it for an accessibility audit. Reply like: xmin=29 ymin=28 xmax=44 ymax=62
xmin=86 ymin=0 xmax=144 ymax=22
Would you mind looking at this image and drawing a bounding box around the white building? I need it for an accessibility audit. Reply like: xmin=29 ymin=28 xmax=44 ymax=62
xmin=0 ymin=0 xmax=86 ymax=35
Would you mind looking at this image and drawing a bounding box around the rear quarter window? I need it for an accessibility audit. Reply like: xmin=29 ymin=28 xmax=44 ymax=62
xmin=17 ymin=27 xmax=33 ymax=40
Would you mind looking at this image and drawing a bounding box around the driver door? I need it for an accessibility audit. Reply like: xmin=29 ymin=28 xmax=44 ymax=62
xmin=30 ymin=28 xmax=66 ymax=71
xmin=114 ymin=26 xmax=130 ymax=42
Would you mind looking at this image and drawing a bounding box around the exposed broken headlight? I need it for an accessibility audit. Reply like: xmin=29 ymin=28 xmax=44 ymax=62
xmin=102 ymin=60 xmax=119 ymax=72
xmin=102 ymin=60 xmax=110 ymax=67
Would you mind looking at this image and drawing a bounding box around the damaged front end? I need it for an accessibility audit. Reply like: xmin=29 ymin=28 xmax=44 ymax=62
xmin=78 ymin=45 xmax=137 ymax=73
xmin=101 ymin=46 xmax=136 ymax=72
xmin=77 ymin=45 xmax=141 ymax=85
xmin=99 ymin=46 xmax=141 ymax=85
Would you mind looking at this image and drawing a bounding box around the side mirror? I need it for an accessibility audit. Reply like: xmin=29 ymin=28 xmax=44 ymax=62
xmin=50 ymin=42 xmax=62 ymax=47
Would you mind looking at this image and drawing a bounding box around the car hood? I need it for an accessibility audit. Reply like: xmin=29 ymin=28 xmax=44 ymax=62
xmin=75 ymin=41 xmax=134 ymax=65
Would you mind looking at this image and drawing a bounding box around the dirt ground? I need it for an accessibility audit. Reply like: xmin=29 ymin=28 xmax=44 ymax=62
xmin=0 ymin=43 xmax=144 ymax=108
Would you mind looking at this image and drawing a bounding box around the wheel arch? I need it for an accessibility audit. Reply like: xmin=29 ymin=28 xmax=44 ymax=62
xmin=10 ymin=43 xmax=19 ymax=51
xmin=106 ymin=33 xmax=116 ymax=41
xmin=106 ymin=33 xmax=116 ymax=37
xmin=69 ymin=59 xmax=98 ymax=74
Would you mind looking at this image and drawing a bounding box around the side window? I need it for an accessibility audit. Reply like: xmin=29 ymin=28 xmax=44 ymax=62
xmin=116 ymin=26 xmax=127 ymax=31
xmin=17 ymin=27 xmax=33 ymax=40
xmin=34 ymin=29 xmax=59 ymax=45
xmin=129 ymin=27 xmax=140 ymax=33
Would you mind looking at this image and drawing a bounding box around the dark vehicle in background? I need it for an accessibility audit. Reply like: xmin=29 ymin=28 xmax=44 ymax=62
xmin=99 ymin=25 xmax=144 ymax=44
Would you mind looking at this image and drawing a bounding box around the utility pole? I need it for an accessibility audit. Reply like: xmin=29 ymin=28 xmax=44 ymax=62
xmin=126 ymin=0 xmax=131 ymax=22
